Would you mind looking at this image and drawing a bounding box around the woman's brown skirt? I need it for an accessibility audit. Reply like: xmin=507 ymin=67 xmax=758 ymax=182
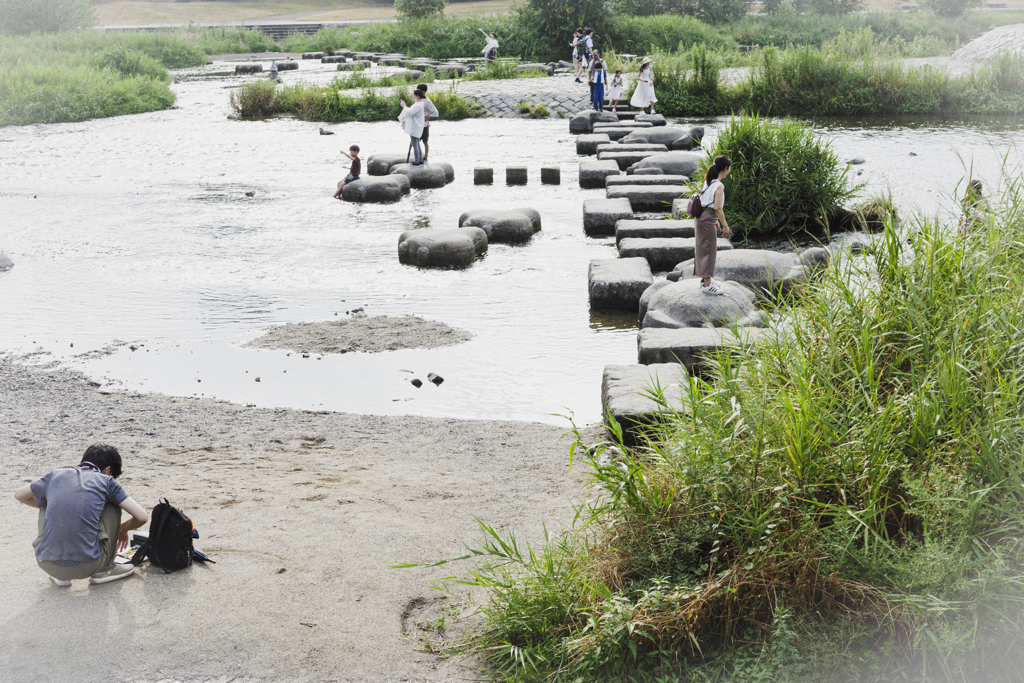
xmin=693 ymin=209 xmax=719 ymax=278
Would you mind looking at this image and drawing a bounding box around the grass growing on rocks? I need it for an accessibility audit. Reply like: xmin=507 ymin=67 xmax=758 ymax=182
xmin=427 ymin=175 xmax=1024 ymax=681
xmin=699 ymin=114 xmax=859 ymax=237
xmin=0 ymin=31 xmax=205 ymax=125
xmin=229 ymin=80 xmax=482 ymax=121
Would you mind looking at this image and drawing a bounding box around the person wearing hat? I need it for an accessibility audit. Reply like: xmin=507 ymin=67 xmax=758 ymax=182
xmin=630 ymin=57 xmax=657 ymax=114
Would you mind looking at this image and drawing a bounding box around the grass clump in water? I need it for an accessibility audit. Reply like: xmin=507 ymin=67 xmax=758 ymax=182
xmin=428 ymin=172 xmax=1024 ymax=681
xmin=698 ymin=114 xmax=859 ymax=237
xmin=229 ymin=81 xmax=483 ymax=122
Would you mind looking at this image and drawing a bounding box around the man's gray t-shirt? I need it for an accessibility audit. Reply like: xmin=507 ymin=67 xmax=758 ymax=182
xmin=421 ymin=96 xmax=439 ymax=127
xmin=30 ymin=468 xmax=127 ymax=564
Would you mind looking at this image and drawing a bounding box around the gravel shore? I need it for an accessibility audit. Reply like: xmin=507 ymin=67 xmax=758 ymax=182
xmin=0 ymin=356 xmax=591 ymax=682
xmin=244 ymin=315 xmax=474 ymax=355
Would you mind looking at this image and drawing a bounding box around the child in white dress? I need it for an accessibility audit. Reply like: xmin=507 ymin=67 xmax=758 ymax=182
xmin=608 ymin=70 xmax=624 ymax=112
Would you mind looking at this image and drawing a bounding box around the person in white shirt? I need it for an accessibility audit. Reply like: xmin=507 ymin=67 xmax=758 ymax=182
xmin=398 ymin=90 xmax=426 ymax=166
xmin=479 ymin=29 xmax=499 ymax=62
xmin=416 ymin=83 xmax=439 ymax=162
xmin=570 ymin=28 xmax=584 ymax=83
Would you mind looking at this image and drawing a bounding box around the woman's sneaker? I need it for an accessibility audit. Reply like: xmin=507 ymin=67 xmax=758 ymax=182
xmin=49 ymin=575 xmax=72 ymax=587
xmin=90 ymin=564 xmax=135 ymax=584
xmin=701 ymin=281 xmax=724 ymax=295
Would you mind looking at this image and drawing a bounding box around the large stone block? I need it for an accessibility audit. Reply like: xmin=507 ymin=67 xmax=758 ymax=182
xmin=588 ymin=258 xmax=653 ymax=310
xmin=367 ymin=153 xmax=412 ymax=176
xmin=618 ymin=237 xmax=732 ymax=272
xmin=598 ymin=150 xmax=662 ymax=171
xmin=642 ymin=278 xmax=763 ymax=329
xmin=459 ymin=208 xmax=541 ymax=244
xmin=474 ymin=167 xmax=493 ymax=185
xmin=322 ymin=55 xmax=347 ymax=63
xmin=579 ymin=159 xmax=620 ymax=189
xmin=606 ymin=185 xmax=690 ymax=212
xmin=622 ymin=125 xmax=705 ymax=151
xmin=615 ymin=219 xmax=695 ymax=244
xmin=398 ymin=227 xmax=487 ymax=267
xmin=593 ymin=122 xmax=654 ymax=132
xmin=569 ymin=110 xmax=618 ymax=134
xmin=301 ymin=52 xmax=324 ymax=59
xmin=638 ymin=327 xmax=762 ymax=369
xmin=389 ymin=162 xmax=455 ymax=188
xmin=235 ymin=64 xmax=262 ymax=74
xmin=506 ymin=166 xmax=528 ymax=185
xmin=276 ymin=61 xmax=298 ymax=71
xmin=576 ymin=133 xmax=611 ymax=155
xmin=584 ymin=198 xmax=634 ymax=237
xmin=635 ymin=113 xmax=667 ymax=127
xmin=601 ymin=364 xmax=687 ymax=443
xmin=628 ymin=152 xmax=704 ymax=177
xmin=596 ymin=143 xmax=668 ymax=155
xmin=667 ymin=248 xmax=831 ymax=298
xmin=541 ymin=166 xmax=561 ymax=185
xmin=337 ymin=61 xmax=372 ymax=71
xmin=341 ymin=175 xmax=411 ymax=203
xmin=606 ymin=175 xmax=691 ymax=188
xmin=590 ymin=126 xmax=648 ymax=141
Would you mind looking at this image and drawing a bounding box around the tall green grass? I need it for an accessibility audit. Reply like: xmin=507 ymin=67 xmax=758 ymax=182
xmin=427 ymin=171 xmax=1024 ymax=681
xmin=229 ymin=79 xmax=483 ymax=122
xmin=0 ymin=31 xmax=205 ymax=125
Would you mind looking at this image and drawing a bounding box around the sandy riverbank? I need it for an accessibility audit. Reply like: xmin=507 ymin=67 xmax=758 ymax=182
xmin=245 ymin=315 xmax=474 ymax=355
xmin=0 ymin=356 xmax=592 ymax=682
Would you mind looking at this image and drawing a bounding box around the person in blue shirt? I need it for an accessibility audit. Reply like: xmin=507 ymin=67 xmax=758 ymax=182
xmin=589 ymin=50 xmax=608 ymax=111
xmin=15 ymin=444 xmax=150 ymax=586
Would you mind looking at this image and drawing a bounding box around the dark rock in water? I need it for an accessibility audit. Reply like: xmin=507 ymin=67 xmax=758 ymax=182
xmin=598 ymin=150 xmax=662 ymax=171
xmin=0 ymin=253 xmax=13 ymax=270
xmin=389 ymin=162 xmax=455 ymax=188
xmin=427 ymin=373 xmax=444 ymax=385
xmin=277 ymin=61 xmax=298 ymax=71
xmin=473 ymin=167 xmax=493 ymax=185
xmin=588 ymin=258 xmax=653 ymax=310
xmin=910 ymin=152 xmax=918 ymax=156
xmin=575 ymin=133 xmax=611 ymax=155
xmin=541 ymin=166 xmax=561 ymax=185
xmin=606 ymin=185 xmax=691 ymax=212
xmin=411 ymin=378 xmax=423 ymax=388
xmin=235 ymin=64 xmax=263 ymax=74
xmin=367 ymin=153 xmax=412 ymax=176
xmin=337 ymin=61 xmax=372 ymax=71
xmin=341 ymin=175 xmax=411 ymax=203
xmin=319 ymin=128 xmax=334 ymax=135
xmin=397 ymin=227 xmax=488 ymax=267
xmin=642 ymin=278 xmax=763 ymax=329
xmin=628 ymin=151 xmax=703 ymax=177
xmin=579 ymin=158 xmax=620 ymax=189
xmin=848 ymin=157 xmax=866 ymax=165
xmin=583 ymin=198 xmax=633 ymax=236
xmin=506 ymin=166 xmax=528 ymax=185
xmin=606 ymin=175 xmax=691 ymax=189
xmin=633 ymin=167 xmax=664 ymax=175
xmin=302 ymin=52 xmax=325 ymax=59
xmin=459 ymin=208 xmax=541 ymax=243
xmin=245 ymin=191 xmax=256 ymax=197
xmin=615 ymin=218 xmax=695 ymax=244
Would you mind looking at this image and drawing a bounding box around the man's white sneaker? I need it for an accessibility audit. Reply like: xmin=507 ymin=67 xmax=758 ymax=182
xmin=701 ymin=281 xmax=724 ymax=295
xmin=90 ymin=564 xmax=135 ymax=585
xmin=50 ymin=575 xmax=72 ymax=587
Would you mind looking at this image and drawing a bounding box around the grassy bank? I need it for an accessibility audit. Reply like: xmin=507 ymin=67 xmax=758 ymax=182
xmin=0 ymin=31 xmax=206 ymax=125
xmin=229 ymin=79 xmax=482 ymax=121
xmin=434 ymin=178 xmax=1024 ymax=681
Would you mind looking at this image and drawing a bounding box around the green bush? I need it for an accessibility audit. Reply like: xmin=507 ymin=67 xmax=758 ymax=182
xmin=920 ymin=0 xmax=981 ymax=18
xmin=642 ymin=44 xmax=728 ymax=116
xmin=0 ymin=0 xmax=93 ymax=35
xmin=699 ymin=115 xmax=858 ymax=236
xmin=434 ymin=183 xmax=1024 ymax=681
xmin=394 ymin=0 xmax=448 ymax=19
xmin=101 ymin=45 xmax=168 ymax=81
xmin=604 ymin=14 xmax=733 ymax=54
xmin=180 ymin=25 xmax=281 ymax=55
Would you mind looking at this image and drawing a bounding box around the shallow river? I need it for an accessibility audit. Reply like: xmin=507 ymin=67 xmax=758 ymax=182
xmin=1 ymin=62 xmax=1022 ymax=423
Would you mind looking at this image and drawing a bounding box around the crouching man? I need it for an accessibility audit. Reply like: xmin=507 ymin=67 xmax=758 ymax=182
xmin=14 ymin=444 xmax=149 ymax=586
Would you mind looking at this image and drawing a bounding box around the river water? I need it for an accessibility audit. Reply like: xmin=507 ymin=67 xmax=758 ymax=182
xmin=1 ymin=61 xmax=1022 ymax=423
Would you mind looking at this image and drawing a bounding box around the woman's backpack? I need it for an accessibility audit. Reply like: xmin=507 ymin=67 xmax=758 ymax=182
xmin=130 ymin=498 xmax=196 ymax=573
xmin=687 ymin=193 xmax=705 ymax=219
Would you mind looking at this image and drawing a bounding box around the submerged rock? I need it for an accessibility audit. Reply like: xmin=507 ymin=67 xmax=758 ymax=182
xmin=459 ymin=208 xmax=541 ymax=243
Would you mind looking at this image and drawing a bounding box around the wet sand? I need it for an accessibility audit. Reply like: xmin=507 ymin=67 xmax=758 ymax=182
xmin=244 ymin=315 xmax=474 ymax=354
xmin=0 ymin=356 xmax=591 ymax=682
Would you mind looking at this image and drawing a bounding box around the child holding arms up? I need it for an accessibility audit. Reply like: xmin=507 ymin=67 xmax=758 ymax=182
xmin=333 ymin=144 xmax=361 ymax=199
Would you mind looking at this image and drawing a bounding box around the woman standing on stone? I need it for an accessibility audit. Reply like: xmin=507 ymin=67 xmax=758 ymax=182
xmin=694 ymin=155 xmax=732 ymax=295
xmin=398 ymin=90 xmax=426 ymax=166
xmin=570 ymin=28 xmax=585 ymax=83
xmin=479 ymin=29 xmax=499 ymax=62
xmin=630 ymin=56 xmax=657 ymax=114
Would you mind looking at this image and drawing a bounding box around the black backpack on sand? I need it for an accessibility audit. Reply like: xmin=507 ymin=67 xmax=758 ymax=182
xmin=131 ymin=498 xmax=196 ymax=573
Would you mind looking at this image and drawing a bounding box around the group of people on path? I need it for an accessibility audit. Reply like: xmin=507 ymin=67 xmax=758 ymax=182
xmin=333 ymin=82 xmax=438 ymax=199
xmin=570 ymin=28 xmax=657 ymax=114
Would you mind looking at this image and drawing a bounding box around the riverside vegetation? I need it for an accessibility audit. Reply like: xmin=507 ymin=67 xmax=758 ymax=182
xmin=418 ymin=169 xmax=1024 ymax=681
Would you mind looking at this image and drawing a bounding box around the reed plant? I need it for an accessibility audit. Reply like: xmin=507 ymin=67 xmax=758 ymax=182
xmin=423 ymin=168 xmax=1024 ymax=681
xmin=340 ymin=68 xmax=437 ymax=89
xmin=462 ymin=58 xmax=547 ymax=81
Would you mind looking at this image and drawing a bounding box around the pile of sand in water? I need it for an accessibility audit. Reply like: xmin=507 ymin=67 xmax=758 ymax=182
xmin=244 ymin=315 xmax=473 ymax=354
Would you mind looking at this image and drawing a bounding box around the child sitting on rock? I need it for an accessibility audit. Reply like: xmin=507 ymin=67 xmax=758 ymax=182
xmin=333 ymin=145 xmax=361 ymax=199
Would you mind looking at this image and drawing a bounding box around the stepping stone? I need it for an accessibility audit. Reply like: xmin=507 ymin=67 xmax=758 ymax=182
xmin=667 ymin=247 xmax=831 ymax=298
xmin=637 ymin=327 xmax=762 ymax=369
xmin=235 ymin=64 xmax=262 ymax=74
xmin=277 ymin=61 xmax=298 ymax=71
xmin=436 ymin=63 xmax=468 ymax=76
xmin=591 ymin=126 xmax=650 ymax=141
xmin=584 ymin=198 xmax=633 ymax=237
xmin=322 ymin=55 xmax=347 ymax=63
xmin=606 ymin=185 xmax=690 ymax=212
xmin=601 ymin=364 xmax=687 ymax=444
xmin=398 ymin=227 xmax=487 ymax=267
xmin=459 ymin=208 xmax=541 ymax=244
xmin=642 ymin=278 xmax=763 ymax=329
xmin=576 ymin=133 xmax=611 ymax=155
xmin=474 ymin=167 xmax=493 ymax=184
xmin=635 ymin=168 xmax=664 ymax=175
xmin=579 ymin=159 xmax=620 ymax=189
xmin=506 ymin=166 xmax=528 ymax=185
xmin=302 ymin=52 xmax=324 ymax=59
xmin=337 ymin=61 xmax=372 ymax=71
xmin=0 ymin=252 xmax=12 ymax=270
xmin=596 ymin=143 xmax=667 ymax=155
xmin=380 ymin=56 xmax=405 ymax=65
xmin=635 ymin=113 xmax=667 ymax=126
xmin=606 ymin=175 xmax=691 ymax=188
xmin=671 ymin=197 xmax=688 ymax=219
xmin=389 ymin=162 xmax=455 ymax=188
xmin=618 ymin=237 xmax=732 ymax=271
xmin=598 ymin=150 xmax=662 ymax=171
xmin=367 ymin=153 xmax=412 ymax=176
xmin=341 ymin=175 xmax=411 ymax=203
xmin=628 ymin=151 xmax=704 ymax=177
xmin=570 ymin=111 xmax=618 ymax=134
xmin=516 ymin=63 xmax=554 ymax=75
xmin=615 ymin=219 xmax=695 ymax=244
xmin=623 ymin=126 xmax=704 ymax=151
xmin=588 ymin=258 xmax=653 ymax=310
xmin=541 ymin=166 xmax=560 ymax=185
xmin=593 ymin=122 xmax=654 ymax=132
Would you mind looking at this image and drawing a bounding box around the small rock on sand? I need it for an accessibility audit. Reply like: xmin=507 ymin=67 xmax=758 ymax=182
xmin=245 ymin=315 xmax=473 ymax=354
